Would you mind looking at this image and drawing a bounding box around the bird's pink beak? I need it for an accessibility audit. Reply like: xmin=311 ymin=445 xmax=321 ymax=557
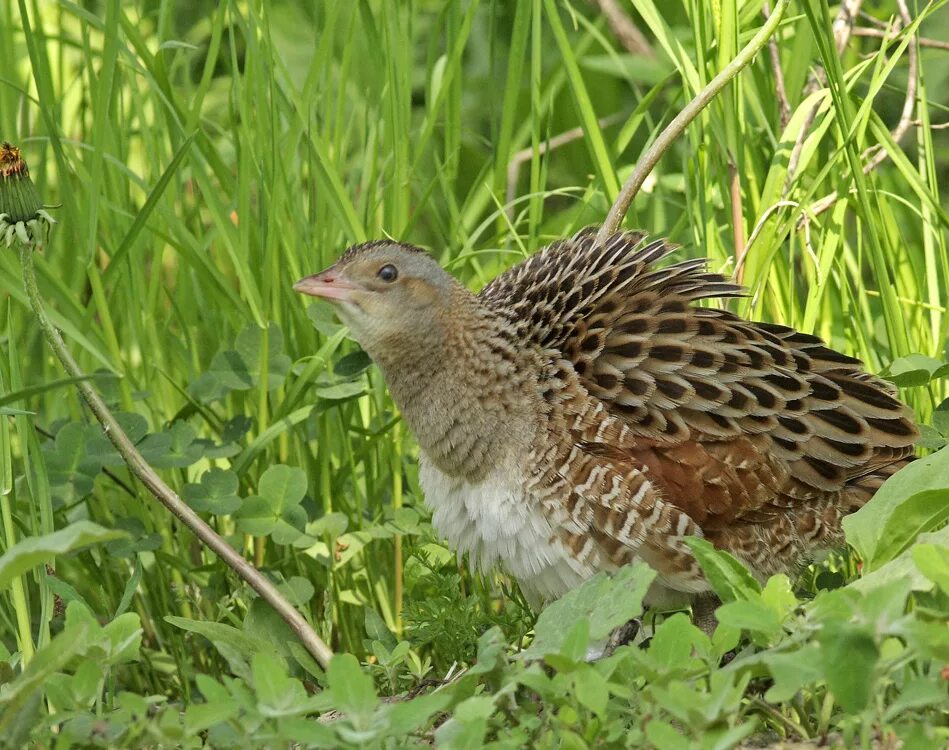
xmin=293 ymin=268 xmax=361 ymax=302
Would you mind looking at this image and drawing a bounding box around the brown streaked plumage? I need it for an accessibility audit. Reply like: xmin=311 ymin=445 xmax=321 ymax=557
xmin=294 ymin=228 xmax=917 ymax=620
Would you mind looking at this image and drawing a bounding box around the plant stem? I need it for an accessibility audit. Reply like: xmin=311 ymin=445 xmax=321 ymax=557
xmin=0 ymin=397 xmax=35 ymax=665
xmin=597 ymin=0 xmax=790 ymax=243
xmin=18 ymin=242 xmax=334 ymax=671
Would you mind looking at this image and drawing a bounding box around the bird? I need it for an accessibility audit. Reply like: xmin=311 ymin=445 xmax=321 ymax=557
xmin=294 ymin=228 xmax=918 ymax=630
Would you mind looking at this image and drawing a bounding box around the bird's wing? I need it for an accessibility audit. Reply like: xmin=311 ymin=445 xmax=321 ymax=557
xmin=479 ymin=228 xmax=917 ymax=500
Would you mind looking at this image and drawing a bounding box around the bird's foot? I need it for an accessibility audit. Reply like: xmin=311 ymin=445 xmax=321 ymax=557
xmin=691 ymin=593 xmax=721 ymax=637
xmin=584 ymin=618 xmax=643 ymax=661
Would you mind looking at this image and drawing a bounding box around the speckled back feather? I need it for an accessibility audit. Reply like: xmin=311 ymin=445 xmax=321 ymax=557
xmin=479 ymin=228 xmax=917 ymax=578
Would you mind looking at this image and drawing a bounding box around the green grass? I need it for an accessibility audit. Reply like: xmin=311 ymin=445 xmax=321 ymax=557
xmin=0 ymin=0 xmax=948 ymax=747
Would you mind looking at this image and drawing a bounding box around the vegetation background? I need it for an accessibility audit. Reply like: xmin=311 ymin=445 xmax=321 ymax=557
xmin=0 ymin=0 xmax=947 ymax=747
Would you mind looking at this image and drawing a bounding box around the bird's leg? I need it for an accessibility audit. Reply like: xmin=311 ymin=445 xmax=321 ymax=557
xmin=691 ymin=593 xmax=721 ymax=636
xmin=584 ymin=618 xmax=642 ymax=661
xmin=604 ymin=618 xmax=641 ymax=656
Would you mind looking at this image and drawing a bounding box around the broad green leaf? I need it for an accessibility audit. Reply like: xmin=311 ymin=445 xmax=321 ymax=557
xmin=364 ymin=607 xmax=397 ymax=652
xmin=276 ymin=717 xmax=338 ymax=745
xmin=434 ymin=716 xmax=488 ymax=750
xmin=685 ymin=537 xmax=761 ymax=601
xmin=326 ymin=653 xmax=377 ymax=720
xmin=555 ymin=617 xmax=590 ymax=665
xmin=932 ymin=398 xmax=949 ymax=436
xmin=883 ymin=677 xmax=948 ymax=721
xmin=165 ymin=616 xmax=272 ymax=680
xmin=385 ymin=690 xmax=453 ymax=735
xmin=312 ymin=379 xmax=367 ymax=401
xmin=850 ymin=528 xmax=949 ymax=595
xmin=760 ymin=575 xmax=797 ymax=618
xmin=818 ymin=624 xmax=879 ymax=713
xmin=259 ymin=463 xmax=307 ymax=504
xmin=574 ymin=666 xmax=609 ymax=717
xmin=43 ymin=422 xmax=101 ymax=500
xmin=453 ymin=695 xmax=496 ymax=723
xmin=333 ymin=350 xmax=372 ymax=377
xmin=523 ymin=563 xmax=655 ymax=660
xmin=101 ymin=612 xmax=144 ymax=665
xmin=0 ymin=621 xmax=92 ymax=734
xmin=252 ymin=651 xmax=313 ymax=718
xmin=308 ymin=512 xmax=349 ymax=539
xmin=843 ymin=446 xmax=949 ymax=570
xmin=278 ymin=576 xmax=316 ymax=607
xmin=183 ymin=467 xmax=242 ymax=514
xmin=645 ymin=720 xmax=690 ymax=750
xmin=912 ymin=543 xmax=949 ymax=593
xmin=198 ymin=323 xmax=292 ymax=398
xmin=151 ymin=422 xmax=204 ymax=468
xmin=208 ymin=349 xmax=254 ymax=391
xmin=235 ymin=323 xmax=292 ymax=390
xmin=63 ymin=602 xmax=142 ymax=664
xmin=715 ymin=598 xmax=781 ymax=638
xmin=902 ymin=619 xmax=949 ymax=662
xmin=468 ymin=627 xmax=507 ymax=676
xmin=235 ymin=464 xmax=309 ymax=543
xmin=762 ymin=644 xmax=823 ymax=702
xmin=0 ymin=522 xmax=126 ymax=591
xmin=243 ymin=599 xmax=307 ymax=661
xmin=186 ymin=677 xmax=239 ymax=733
xmin=882 ymin=354 xmax=949 ymax=387
xmin=104 ymin=517 xmax=162 ymax=558
xmin=647 ymin=613 xmax=704 ymax=672
xmin=306 ymin=302 xmax=344 ymax=337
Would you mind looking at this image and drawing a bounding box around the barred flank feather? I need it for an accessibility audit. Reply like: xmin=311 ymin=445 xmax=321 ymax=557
xmin=480 ymin=228 xmax=917 ymax=586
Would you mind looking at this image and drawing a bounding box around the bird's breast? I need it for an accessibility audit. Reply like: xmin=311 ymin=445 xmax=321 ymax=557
xmin=418 ymin=453 xmax=586 ymax=607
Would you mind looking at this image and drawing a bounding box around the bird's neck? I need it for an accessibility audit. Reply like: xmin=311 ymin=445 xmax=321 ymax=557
xmin=374 ymin=290 xmax=538 ymax=481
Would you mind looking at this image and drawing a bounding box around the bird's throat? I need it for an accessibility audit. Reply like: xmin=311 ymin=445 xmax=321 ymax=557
xmin=375 ymin=303 xmax=537 ymax=482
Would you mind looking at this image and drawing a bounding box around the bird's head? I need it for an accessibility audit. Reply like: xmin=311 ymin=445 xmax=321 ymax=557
xmin=294 ymin=241 xmax=459 ymax=359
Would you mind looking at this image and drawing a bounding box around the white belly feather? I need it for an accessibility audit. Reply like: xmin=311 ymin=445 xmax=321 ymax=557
xmin=419 ymin=455 xmax=586 ymax=606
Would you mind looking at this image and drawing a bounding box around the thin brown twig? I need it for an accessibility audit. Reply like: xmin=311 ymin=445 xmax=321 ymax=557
xmin=911 ymin=119 xmax=949 ymax=129
xmin=852 ymin=26 xmax=949 ymax=50
xmin=730 ymin=165 xmax=748 ymax=284
xmin=857 ymin=9 xmax=891 ymax=30
xmin=763 ymin=0 xmax=792 ymax=130
xmin=588 ymin=0 xmax=654 ymax=58
xmin=809 ymin=0 xmax=918 ymax=219
xmin=833 ymin=0 xmax=866 ymax=54
xmin=506 ymin=113 xmax=625 ymax=219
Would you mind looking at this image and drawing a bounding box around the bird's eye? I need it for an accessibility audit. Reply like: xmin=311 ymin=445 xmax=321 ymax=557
xmin=378 ymin=264 xmax=398 ymax=282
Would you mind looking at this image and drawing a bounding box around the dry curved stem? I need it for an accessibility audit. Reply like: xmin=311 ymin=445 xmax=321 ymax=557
xmin=808 ymin=0 xmax=917 ymax=220
xmin=18 ymin=243 xmax=334 ymax=671
xmin=506 ymin=112 xmax=625 ymax=219
xmin=589 ymin=0 xmax=653 ymax=57
xmin=596 ymin=0 xmax=791 ymax=243
xmin=832 ymin=0 xmax=866 ymax=54
xmin=763 ymin=1 xmax=792 ymax=130
xmin=852 ymin=26 xmax=949 ymax=50
xmin=730 ymin=165 xmax=748 ymax=284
